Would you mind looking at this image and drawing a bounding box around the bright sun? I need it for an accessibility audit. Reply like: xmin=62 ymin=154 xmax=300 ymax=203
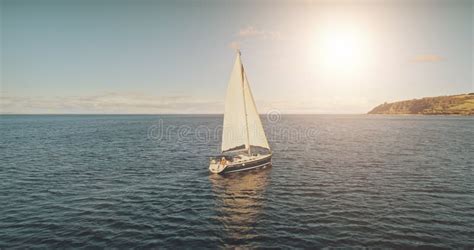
xmin=309 ymin=27 xmax=369 ymax=74
xmin=322 ymin=31 xmax=360 ymax=67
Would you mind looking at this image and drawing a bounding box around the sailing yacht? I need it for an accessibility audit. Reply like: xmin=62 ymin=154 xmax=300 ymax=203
xmin=209 ymin=51 xmax=272 ymax=174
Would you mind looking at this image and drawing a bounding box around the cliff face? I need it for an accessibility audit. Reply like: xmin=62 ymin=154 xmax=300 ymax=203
xmin=368 ymin=93 xmax=474 ymax=115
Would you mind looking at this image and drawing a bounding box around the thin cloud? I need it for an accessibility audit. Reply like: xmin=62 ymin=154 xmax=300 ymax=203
xmin=258 ymin=96 xmax=371 ymax=114
xmin=1 ymin=92 xmax=374 ymax=114
xmin=228 ymin=41 xmax=240 ymax=50
xmin=229 ymin=26 xmax=282 ymax=52
xmin=0 ymin=92 xmax=223 ymax=114
xmin=412 ymin=54 xmax=444 ymax=63
xmin=236 ymin=26 xmax=281 ymax=40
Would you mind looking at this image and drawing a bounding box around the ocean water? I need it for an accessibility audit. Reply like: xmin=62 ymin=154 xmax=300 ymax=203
xmin=1 ymin=114 xmax=473 ymax=248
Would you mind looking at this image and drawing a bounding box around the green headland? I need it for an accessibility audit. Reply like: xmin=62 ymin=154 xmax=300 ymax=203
xmin=368 ymin=93 xmax=474 ymax=115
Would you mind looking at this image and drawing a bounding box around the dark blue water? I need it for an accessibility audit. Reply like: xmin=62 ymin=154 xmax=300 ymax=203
xmin=1 ymin=115 xmax=473 ymax=248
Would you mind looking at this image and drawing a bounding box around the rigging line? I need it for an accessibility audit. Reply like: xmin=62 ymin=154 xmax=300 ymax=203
xmin=240 ymin=53 xmax=251 ymax=156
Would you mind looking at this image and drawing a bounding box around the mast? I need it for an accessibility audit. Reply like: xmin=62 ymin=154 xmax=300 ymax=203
xmin=238 ymin=50 xmax=251 ymax=155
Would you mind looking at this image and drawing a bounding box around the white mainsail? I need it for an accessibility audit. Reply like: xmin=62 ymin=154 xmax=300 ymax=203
xmin=221 ymin=52 xmax=270 ymax=153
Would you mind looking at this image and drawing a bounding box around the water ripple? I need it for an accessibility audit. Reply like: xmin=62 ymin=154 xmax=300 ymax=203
xmin=0 ymin=115 xmax=473 ymax=248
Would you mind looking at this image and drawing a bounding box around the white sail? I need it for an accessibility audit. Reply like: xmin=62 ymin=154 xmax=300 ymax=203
xmin=243 ymin=72 xmax=270 ymax=150
xmin=221 ymin=54 xmax=248 ymax=152
xmin=221 ymin=52 xmax=270 ymax=153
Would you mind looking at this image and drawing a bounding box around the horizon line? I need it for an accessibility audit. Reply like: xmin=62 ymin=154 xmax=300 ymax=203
xmin=0 ymin=113 xmax=368 ymax=115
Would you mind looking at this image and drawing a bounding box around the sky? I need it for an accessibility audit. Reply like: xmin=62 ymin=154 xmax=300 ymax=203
xmin=1 ymin=0 xmax=473 ymax=114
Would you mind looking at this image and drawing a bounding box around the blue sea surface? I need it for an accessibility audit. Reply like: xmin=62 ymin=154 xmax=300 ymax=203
xmin=1 ymin=115 xmax=473 ymax=248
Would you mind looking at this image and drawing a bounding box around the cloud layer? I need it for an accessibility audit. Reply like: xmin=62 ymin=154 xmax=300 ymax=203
xmin=1 ymin=92 xmax=373 ymax=114
xmin=0 ymin=92 xmax=223 ymax=114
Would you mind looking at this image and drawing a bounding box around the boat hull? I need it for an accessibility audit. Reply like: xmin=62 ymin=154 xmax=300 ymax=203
xmin=210 ymin=154 xmax=272 ymax=174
